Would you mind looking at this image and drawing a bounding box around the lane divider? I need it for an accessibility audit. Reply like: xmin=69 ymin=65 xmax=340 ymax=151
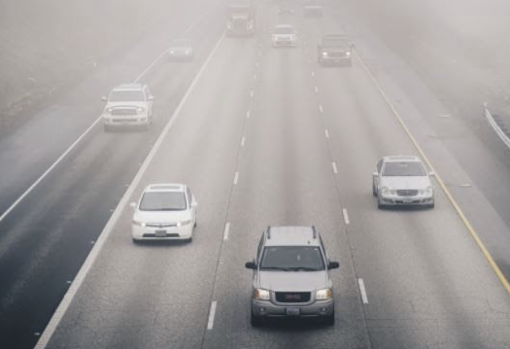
xmin=34 ymin=31 xmax=227 ymax=349
xmin=342 ymin=208 xmax=350 ymax=225
xmin=223 ymin=222 xmax=230 ymax=241
xmin=358 ymin=278 xmax=369 ymax=304
xmin=355 ymin=52 xmax=510 ymax=296
xmin=207 ymin=301 xmax=217 ymax=330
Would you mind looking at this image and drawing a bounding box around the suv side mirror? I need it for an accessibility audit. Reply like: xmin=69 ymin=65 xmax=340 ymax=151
xmin=101 ymin=96 xmax=107 ymax=102
xmin=328 ymin=261 xmax=340 ymax=270
xmin=148 ymin=95 xmax=154 ymax=101
xmin=372 ymin=171 xmax=379 ymax=178
xmin=245 ymin=261 xmax=257 ymax=270
xmin=429 ymin=171 xmax=435 ymax=177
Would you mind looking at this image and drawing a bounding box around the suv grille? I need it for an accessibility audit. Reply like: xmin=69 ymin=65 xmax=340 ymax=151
xmin=397 ymin=189 xmax=418 ymax=196
xmin=275 ymin=292 xmax=311 ymax=303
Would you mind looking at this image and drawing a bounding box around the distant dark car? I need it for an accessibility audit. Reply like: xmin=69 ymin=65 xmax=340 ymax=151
xmin=317 ymin=34 xmax=354 ymax=66
xmin=167 ymin=39 xmax=194 ymax=61
xmin=245 ymin=226 xmax=339 ymax=326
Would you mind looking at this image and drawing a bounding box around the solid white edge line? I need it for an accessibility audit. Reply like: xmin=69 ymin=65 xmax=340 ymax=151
xmin=34 ymin=31 xmax=226 ymax=349
xmin=223 ymin=222 xmax=231 ymax=241
xmin=233 ymin=172 xmax=239 ymax=185
xmin=342 ymin=208 xmax=350 ymax=225
xmin=0 ymin=116 xmax=102 ymax=224
xmin=332 ymin=162 xmax=338 ymax=174
xmin=358 ymin=278 xmax=369 ymax=304
xmin=207 ymin=301 xmax=217 ymax=330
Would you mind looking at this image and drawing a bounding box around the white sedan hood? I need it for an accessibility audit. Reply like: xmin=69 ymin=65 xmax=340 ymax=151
xmin=380 ymin=176 xmax=431 ymax=190
xmin=134 ymin=210 xmax=190 ymax=225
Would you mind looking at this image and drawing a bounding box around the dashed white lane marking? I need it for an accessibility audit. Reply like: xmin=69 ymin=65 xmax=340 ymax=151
xmin=311 ymin=71 xmax=315 ymax=77
xmin=246 ymin=110 xmax=251 ymax=118
xmin=332 ymin=162 xmax=338 ymax=174
xmin=342 ymin=208 xmax=350 ymax=225
xmin=258 ymin=51 xmax=262 ymax=57
xmin=223 ymin=222 xmax=231 ymax=241
xmin=241 ymin=137 xmax=246 ymax=147
xmin=250 ymin=90 xmax=254 ymax=97
xmin=207 ymin=301 xmax=217 ymax=330
xmin=34 ymin=30 xmax=227 ymax=349
xmin=325 ymin=129 xmax=330 ymax=138
xmin=318 ymin=105 xmax=324 ymax=113
xmin=439 ymin=114 xmax=451 ymax=118
xmin=234 ymin=172 xmax=239 ymax=185
xmin=314 ymin=86 xmax=319 ymax=93
xmin=255 ymin=62 xmax=259 ymax=68
xmin=254 ymin=74 xmax=257 ymax=80
xmin=358 ymin=279 xmax=369 ymax=304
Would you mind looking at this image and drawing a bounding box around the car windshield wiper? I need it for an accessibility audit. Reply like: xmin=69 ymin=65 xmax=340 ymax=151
xmin=260 ymin=266 xmax=291 ymax=271
xmin=285 ymin=267 xmax=322 ymax=271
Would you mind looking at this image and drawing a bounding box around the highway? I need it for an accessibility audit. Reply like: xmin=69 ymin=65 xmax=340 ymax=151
xmin=1 ymin=0 xmax=510 ymax=348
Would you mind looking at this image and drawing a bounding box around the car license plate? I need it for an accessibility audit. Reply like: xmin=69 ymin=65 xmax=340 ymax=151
xmin=155 ymin=229 xmax=166 ymax=237
xmin=286 ymin=307 xmax=300 ymax=316
xmin=403 ymin=198 xmax=413 ymax=203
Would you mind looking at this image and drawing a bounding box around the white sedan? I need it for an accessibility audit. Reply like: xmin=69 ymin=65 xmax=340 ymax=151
xmin=131 ymin=183 xmax=197 ymax=243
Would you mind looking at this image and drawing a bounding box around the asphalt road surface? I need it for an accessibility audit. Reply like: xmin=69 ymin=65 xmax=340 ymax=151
xmin=2 ymin=0 xmax=510 ymax=348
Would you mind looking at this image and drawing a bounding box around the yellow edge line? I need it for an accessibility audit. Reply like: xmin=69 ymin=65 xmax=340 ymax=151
xmin=354 ymin=52 xmax=510 ymax=296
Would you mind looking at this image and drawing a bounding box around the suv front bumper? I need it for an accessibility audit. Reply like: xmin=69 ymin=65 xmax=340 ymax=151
xmin=251 ymin=298 xmax=334 ymax=319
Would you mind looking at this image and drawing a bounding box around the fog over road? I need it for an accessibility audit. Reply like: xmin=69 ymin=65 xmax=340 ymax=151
xmin=1 ymin=0 xmax=510 ymax=348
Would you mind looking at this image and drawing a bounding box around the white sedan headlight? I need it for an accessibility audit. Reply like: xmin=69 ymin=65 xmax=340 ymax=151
xmin=322 ymin=52 xmax=328 ymax=57
xmin=381 ymin=186 xmax=390 ymax=195
xmin=177 ymin=219 xmax=193 ymax=227
xmin=132 ymin=219 xmax=146 ymax=227
xmin=253 ymin=289 xmax=270 ymax=300
xmin=346 ymin=51 xmax=351 ymax=56
xmin=316 ymin=288 xmax=332 ymax=300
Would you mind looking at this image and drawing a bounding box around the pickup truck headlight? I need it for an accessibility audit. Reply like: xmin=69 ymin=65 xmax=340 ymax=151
xmin=253 ymin=289 xmax=270 ymax=300
xmin=132 ymin=219 xmax=146 ymax=227
xmin=316 ymin=288 xmax=332 ymax=300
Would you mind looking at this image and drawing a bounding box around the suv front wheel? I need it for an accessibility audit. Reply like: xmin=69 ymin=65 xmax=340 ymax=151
xmin=251 ymin=312 xmax=263 ymax=327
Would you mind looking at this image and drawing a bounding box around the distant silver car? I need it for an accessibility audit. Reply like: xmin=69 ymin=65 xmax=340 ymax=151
xmin=167 ymin=38 xmax=194 ymax=61
xmin=101 ymin=83 xmax=154 ymax=131
xmin=372 ymin=155 xmax=435 ymax=208
xmin=271 ymin=24 xmax=297 ymax=47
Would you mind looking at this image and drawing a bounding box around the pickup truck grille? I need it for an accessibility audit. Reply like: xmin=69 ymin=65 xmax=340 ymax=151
xmin=275 ymin=292 xmax=311 ymax=303
xmin=111 ymin=108 xmax=137 ymax=116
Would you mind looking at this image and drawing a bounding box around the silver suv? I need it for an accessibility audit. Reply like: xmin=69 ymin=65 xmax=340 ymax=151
xmin=372 ymin=155 xmax=435 ymax=209
xmin=245 ymin=226 xmax=339 ymax=326
xmin=101 ymin=83 xmax=154 ymax=131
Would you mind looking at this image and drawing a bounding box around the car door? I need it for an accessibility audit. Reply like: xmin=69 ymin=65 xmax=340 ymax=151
xmin=186 ymin=187 xmax=196 ymax=222
xmin=373 ymin=159 xmax=383 ymax=190
xmin=144 ymin=85 xmax=154 ymax=116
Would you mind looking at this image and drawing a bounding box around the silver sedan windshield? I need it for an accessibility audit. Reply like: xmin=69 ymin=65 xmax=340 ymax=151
xmin=139 ymin=192 xmax=186 ymax=211
xmin=383 ymin=162 xmax=426 ymax=177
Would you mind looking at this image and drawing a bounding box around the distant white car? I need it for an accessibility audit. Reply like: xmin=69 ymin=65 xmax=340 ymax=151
xmin=167 ymin=38 xmax=194 ymax=61
xmin=131 ymin=183 xmax=197 ymax=243
xmin=372 ymin=155 xmax=435 ymax=209
xmin=271 ymin=24 xmax=297 ymax=47
xmin=101 ymin=83 xmax=154 ymax=131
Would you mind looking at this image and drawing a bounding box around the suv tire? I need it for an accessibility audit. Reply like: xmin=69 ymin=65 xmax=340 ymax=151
xmin=251 ymin=313 xmax=263 ymax=327
xmin=323 ymin=311 xmax=335 ymax=326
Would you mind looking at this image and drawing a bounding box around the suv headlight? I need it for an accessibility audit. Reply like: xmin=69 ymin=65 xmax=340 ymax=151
xmin=316 ymin=288 xmax=332 ymax=300
xmin=137 ymin=107 xmax=145 ymax=114
xmin=253 ymin=289 xmax=270 ymax=300
xmin=132 ymin=219 xmax=146 ymax=227
xmin=177 ymin=219 xmax=192 ymax=227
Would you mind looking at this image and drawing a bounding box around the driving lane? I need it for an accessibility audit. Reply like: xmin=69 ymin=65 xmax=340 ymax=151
xmin=44 ymin=1 xmax=510 ymax=348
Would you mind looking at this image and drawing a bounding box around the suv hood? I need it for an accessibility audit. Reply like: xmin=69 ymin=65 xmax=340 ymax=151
xmin=106 ymin=101 xmax=147 ymax=109
xmin=256 ymin=270 xmax=330 ymax=292
xmin=380 ymin=176 xmax=431 ymax=190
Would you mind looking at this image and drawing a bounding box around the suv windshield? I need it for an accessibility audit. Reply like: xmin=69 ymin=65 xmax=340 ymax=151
xmin=260 ymin=246 xmax=325 ymax=271
xmin=382 ymin=161 xmax=426 ymax=177
xmin=139 ymin=192 xmax=186 ymax=211
xmin=109 ymin=90 xmax=145 ymax=102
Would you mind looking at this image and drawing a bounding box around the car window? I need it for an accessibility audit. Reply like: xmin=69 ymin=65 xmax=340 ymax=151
xmin=382 ymin=161 xmax=426 ymax=177
xmin=139 ymin=191 xmax=187 ymax=211
xmin=109 ymin=90 xmax=145 ymax=102
xmin=260 ymin=246 xmax=325 ymax=271
xmin=376 ymin=159 xmax=383 ymax=173
xmin=275 ymin=26 xmax=294 ymax=34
